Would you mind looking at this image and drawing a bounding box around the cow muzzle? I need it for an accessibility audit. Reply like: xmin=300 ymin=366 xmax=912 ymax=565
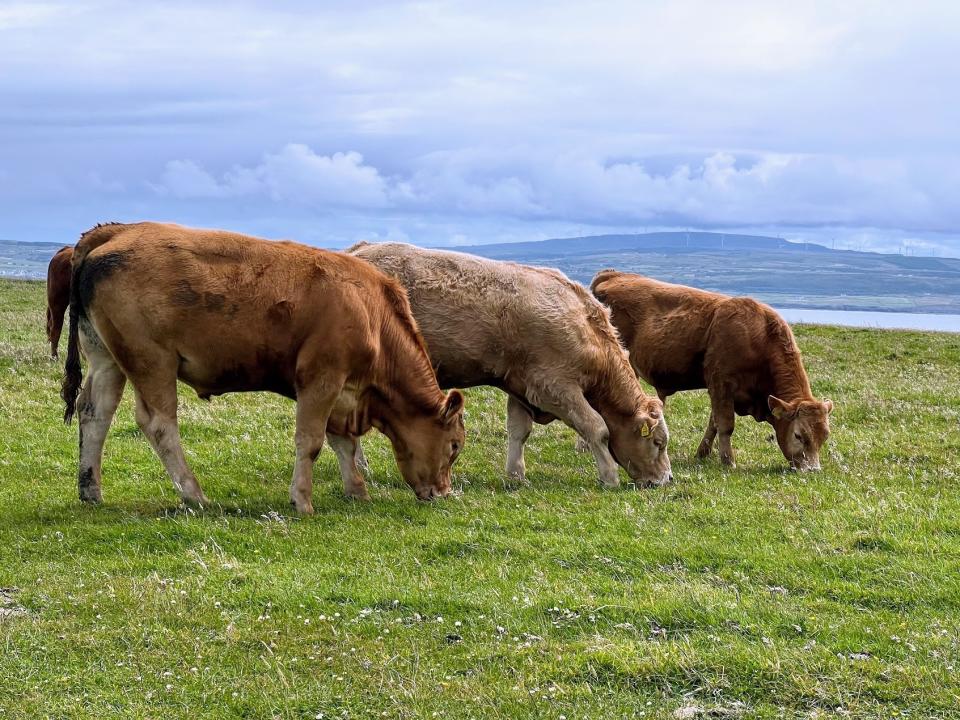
xmin=415 ymin=485 xmax=450 ymax=501
xmin=791 ymin=456 xmax=822 ymax=472
xmin=632 ymin=469 xmax=673 ymax=489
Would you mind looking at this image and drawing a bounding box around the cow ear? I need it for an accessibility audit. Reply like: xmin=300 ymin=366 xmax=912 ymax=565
xmin=823 ymin=399 xmax=834 ymax=414
xmin=442 ymin=390 xmax=465 ymax=422
xmin=768 ymin=395 xmax=792 ymax=419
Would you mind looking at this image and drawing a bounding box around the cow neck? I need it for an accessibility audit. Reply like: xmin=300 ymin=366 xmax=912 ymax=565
xmin=593 ymin=346 xmax=648 ymax=418
xmin=768 ymin=337 xmax=815 ymax=403
xmin=372 ymin=315 xmax=445 ymax=423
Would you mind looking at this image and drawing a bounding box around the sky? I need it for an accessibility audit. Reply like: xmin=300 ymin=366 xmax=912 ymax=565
xmin=1 ymin=0 xmax=959 ymax=255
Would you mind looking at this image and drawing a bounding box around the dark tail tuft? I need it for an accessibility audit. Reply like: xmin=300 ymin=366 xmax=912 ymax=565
xmin=61 ymin=302 xmax=82 ymax=424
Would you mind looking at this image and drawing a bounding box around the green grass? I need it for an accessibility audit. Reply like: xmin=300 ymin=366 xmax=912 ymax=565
xmin=2 ymin=278 xmax=960 ymax=719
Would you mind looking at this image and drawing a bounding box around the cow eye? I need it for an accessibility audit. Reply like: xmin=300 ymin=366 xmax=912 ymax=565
xmin=794 ymin=432 xmax=803 ymax=441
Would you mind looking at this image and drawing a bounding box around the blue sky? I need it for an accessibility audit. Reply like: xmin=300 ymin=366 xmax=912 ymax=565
xmin=2 ymin=0 xmax=959 ymax=254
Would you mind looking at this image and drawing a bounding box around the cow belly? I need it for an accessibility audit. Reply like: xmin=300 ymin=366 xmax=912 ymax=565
xmin=647 ymin=368 xmax=705 ymax=395
xmin=177 ymin=351 xmax=296 ymax=400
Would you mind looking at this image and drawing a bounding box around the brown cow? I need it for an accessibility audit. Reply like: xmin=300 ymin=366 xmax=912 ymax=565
xmin=590 ymin=270 xmax=833 ymax=471
xmin=349 ymin=242 xmax=672 ymax=488
xmin=60 ymin=222 xmax=466 ymax=511
xmin=46 ymin=245 xmax=73 ymax=358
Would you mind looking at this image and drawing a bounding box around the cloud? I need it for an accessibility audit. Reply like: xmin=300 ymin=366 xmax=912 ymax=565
xmin=153 ymin=143 xmax=958 ymax=236
xmin=156 ymin=144 xmax=391 ymax=208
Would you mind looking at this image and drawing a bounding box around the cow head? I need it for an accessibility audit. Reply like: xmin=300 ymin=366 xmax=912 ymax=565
xmin=768 ymin=395 xmax=834 ymax=471
xmin=607 ymin=398 xmax=673 ymax=487
xmin=389 ymin=390 xmax=466 ymax=500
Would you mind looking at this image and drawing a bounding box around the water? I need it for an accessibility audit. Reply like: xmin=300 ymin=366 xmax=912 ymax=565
xmin=776 ymin=307 xmax=960 ymax=333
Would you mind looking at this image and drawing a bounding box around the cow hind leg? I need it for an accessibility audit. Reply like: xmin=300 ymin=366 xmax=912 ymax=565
xmin=48 ymin=299 xmax=68 ymax=359
xmin=506 ymin=395 xmax=534 ymax=481
xmin=328 ymin=433 xmax=370 ymax=501
xmin=47 ymin=306 xmax=56 ymax=358
xmin=130 ymin=377 xmax=209 ymax=507
xmin=289 ymin=380 xmax=343 ymax=514
xmin=75 ymin=339 xmax=126 ymax=503
xmin=696 ymin=411 xmax=718 ymax=459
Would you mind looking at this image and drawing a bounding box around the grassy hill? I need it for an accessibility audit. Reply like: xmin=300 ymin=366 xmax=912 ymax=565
xmin=1 ymin=278 xmax=960 ymax=718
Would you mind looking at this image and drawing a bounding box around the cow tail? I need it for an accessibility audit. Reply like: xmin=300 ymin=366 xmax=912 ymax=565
xmin=61 ymin=222 xmax=125 ymax=424
xmin=60 ymin=260 xmax=84 ymax=424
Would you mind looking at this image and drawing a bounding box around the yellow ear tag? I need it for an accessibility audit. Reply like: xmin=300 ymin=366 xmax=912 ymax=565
xmin=640 ymin=423 xmax=651 ymax=437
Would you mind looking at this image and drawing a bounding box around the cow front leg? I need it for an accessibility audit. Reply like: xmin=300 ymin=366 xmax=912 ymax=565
xmin=289 ymin=380 xmax=342 ymax=514
xmin=696 ymin=411 xmax=718 ymax=459
xmin=547 ymin=389 xmax=620 ymax=488
xmin=327 ymin=433 xmax=370 ymax=500
xmin=354 ymin=442 xmax=370 ymax=474
xmin=708 ymin=392 xmax=737 ymax=467
xmin=506 ymin=395 xmax=533 ymax=481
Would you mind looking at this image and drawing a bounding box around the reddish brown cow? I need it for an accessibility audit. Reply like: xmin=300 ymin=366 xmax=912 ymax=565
xmin=591 ymin=270 xmax=833 ymax=470
xmin=46 ymin=245 xmax=73 ymax=358
xmin=61 ymin=222 xmax=466 ymax=511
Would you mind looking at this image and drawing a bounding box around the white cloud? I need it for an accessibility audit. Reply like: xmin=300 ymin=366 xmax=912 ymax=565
xmin=152 ymin=143 xmax=960 ymax=236
xmin=158 ymin=160 xmax=228 ymax=198
xmin=156 ymin=144 xmax=391 ymax=208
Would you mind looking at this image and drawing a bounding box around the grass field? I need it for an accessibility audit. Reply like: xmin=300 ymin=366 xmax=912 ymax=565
xmin=2 ymin=278 xmax=960 ymax=719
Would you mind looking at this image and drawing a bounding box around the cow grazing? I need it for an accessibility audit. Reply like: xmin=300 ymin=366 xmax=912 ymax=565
xmin=590 ymin=270 xmax=833 ymax=471
xmin=349 ymin=242 xmax=672 ymax=488
xmin=46 ymin=245 xmax=73 ymax=358
xmin=60 ymin=223 xmax=466 ymax=512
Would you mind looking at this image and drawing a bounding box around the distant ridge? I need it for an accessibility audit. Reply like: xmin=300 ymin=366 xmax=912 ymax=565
xmin=446 ymin=231 xmax=960 ymax=314
xmin=449 ymin=231 xmax=833 ymax=260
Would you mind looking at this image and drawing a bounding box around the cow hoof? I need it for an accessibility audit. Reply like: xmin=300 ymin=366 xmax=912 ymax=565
xmin=182 ymin=494 xmax=210 ymax=509
xmin=695 ymin=445 xmax=713 ymax=459
xmin=344 ymin=488 xmax=371 ymax=502
xmin=79 ymin=490 xmax=102 ymax=505
xmin=290 ymin=499 xmax=315 ymax=514
xmin=503 ymin=470 xmax=528 ymax=489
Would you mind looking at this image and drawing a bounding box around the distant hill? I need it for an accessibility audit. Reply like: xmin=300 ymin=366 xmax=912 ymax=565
xmin=3 ymin=231 xmax=959 ymax=314
xmin=451 ymin=231 xmax=834 ymax=259
xmin=452 ymin=232 xmax=960 ymax=314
